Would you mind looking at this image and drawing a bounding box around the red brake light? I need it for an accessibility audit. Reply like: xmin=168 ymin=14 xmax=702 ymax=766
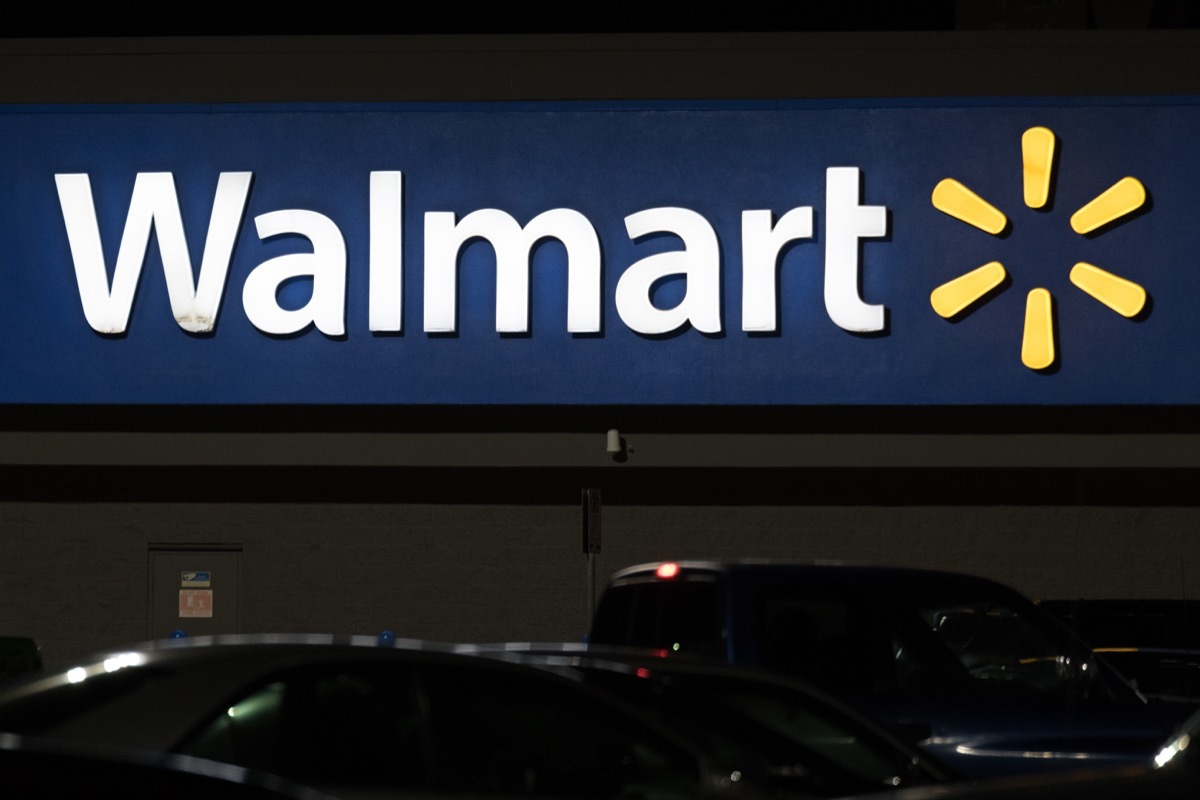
xmin=656 ymin=562 xmax=680 ymax=579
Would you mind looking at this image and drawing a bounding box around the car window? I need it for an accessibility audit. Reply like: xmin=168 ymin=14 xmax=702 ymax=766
xmin=178 ymin=663 xmax=431 ymax=793
xmin=761 ymin=585 xmax=1105 ymax=703
xmin=581 ymin=667 xmax=938 ymax=796
xmin=421 ymin=664 xmax=702 ymax=798
xmin=761 ymin=593 xmax=905 ymax=694
xmin=919 ymin=603 xmax=1072 ymax=692
xmin=591 ymin=579 xmax=724 ymax=658
xmin=178 ymin=660 xmax=704 ymax=799
xmin=684 ymin=675 xmax=941 ymax=786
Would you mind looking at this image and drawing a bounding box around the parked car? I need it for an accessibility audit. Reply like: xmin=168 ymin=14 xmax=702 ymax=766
xmin=1153 ymin=700 xmax=1200 ymax=770
xmin=588 ymin=561 xmax=1193 ymax=778
xmin=1039 ymin=599 xmax=1200 ymax=704
xmin=0 ymin=637 xmax=41 ymax=683
xmin=0 ymin=633 xmax=752 ymax=799
xmin=463 ymin=642 xmax=956 ymax=797
xmin=839 ymin=692 xmax=1200 ymax=799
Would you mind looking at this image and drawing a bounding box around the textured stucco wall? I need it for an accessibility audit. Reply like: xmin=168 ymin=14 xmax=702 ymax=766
xmin=3 ymin=501 xmax=1198 ymax=670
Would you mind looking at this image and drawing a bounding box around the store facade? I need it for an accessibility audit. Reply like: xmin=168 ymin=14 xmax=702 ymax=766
xmin=1 ymin=31 xmax=1198 ymax=667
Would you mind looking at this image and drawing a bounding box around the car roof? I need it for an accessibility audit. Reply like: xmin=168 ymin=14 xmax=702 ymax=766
xmin=0 ymin=632 xmax=590 ymax=697
xmin=463 ymin=643 xmax=958 ymax=786
xmin=605 ymin=560 xmax=1019 ymax=592
xmin=460 ymin=643 xmax=953 ymax=749
xmin=0 ymin=633 xmax=735 ymax=769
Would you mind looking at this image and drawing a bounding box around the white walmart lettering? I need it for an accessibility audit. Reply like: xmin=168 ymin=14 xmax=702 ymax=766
xmin=55 ymin=167 xmax=890 ymax=336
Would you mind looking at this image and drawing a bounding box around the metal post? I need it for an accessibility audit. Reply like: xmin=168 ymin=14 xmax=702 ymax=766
xmin=582 ymin=488 xmax=601 ymax=626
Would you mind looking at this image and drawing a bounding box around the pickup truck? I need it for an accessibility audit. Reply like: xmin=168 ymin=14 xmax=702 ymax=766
xmin=588 ymin=560 xmax=1191 ymax=779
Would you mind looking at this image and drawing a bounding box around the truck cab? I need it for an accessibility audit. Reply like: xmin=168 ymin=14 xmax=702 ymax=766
xmin=589 ymin=561 xmax=1189 ymax=778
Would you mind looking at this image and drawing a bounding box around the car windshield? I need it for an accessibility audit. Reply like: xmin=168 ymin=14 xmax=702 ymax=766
xmin=913 ymin=602 xmax=1081 ymax=694
xmin=578 ymin=666 xmax=935 ymax=797
xmin=761 ymin=583 xmax=1115 ymax=703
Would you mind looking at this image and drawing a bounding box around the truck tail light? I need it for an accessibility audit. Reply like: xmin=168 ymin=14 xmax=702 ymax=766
xmin=656 ymin=562 xmax=680 ymax=579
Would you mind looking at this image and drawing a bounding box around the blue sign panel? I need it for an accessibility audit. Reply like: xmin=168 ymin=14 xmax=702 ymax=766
xmin=0 ymin=99 xmax=1196 ymax=405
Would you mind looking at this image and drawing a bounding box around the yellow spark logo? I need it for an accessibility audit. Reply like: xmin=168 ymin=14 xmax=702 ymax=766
xmin=930 ymin=126 xmax=1147 ymax=370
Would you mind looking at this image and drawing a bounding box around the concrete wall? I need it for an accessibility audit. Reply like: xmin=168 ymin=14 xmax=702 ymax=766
xmin=4 ymin=501 xmax=1198 ymax=670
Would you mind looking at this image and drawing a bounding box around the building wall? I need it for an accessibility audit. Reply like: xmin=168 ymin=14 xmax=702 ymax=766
xmin=5 ymin=500 xmax=1198 ymax=669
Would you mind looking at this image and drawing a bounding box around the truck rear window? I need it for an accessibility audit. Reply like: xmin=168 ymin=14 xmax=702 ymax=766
xmin=591 ymin=580 xmax=723 ymax=657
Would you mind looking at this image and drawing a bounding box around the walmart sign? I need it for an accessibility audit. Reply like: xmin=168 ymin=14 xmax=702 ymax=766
xmin=1 ymin=99 xmax=1195 ymax=404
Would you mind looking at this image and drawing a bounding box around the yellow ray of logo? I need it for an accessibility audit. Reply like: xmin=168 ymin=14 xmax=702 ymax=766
xmin=1070 ymin=177 xmax=1146 ymax=234
xmin=932 ymin=178 xmax=1008 ymax=234
xmin=931 ymin=261 xmax=1007 ymax=318
xmin=1021 ymin=288 xmax=1055 ymax=370
xmin=1022 ymin=126 xmax=1055 ymax=209
xmin=1069 ymin=262 xmax=1147 ymax=317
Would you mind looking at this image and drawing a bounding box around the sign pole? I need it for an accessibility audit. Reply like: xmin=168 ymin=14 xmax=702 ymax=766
xmin=582 ymin=488 xmax=601 ymax=627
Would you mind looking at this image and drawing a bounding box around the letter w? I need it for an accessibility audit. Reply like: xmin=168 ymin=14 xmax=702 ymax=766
xmin=56 ymin=172 xmax=251 ymax=333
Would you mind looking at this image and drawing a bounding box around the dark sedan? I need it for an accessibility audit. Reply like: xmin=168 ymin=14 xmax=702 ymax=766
xmin=465 ymin=642 xmax=955 ymax=797
xmin=0 ymin=634 xmax=748 ymax=799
